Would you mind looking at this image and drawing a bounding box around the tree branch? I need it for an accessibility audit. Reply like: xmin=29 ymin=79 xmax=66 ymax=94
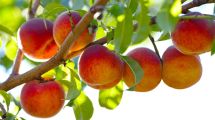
xmin=0 ymin=0 xmax=109 ymax=91
xmin=0 ymin=102 xmax=6 ymax=120
xmin=10 ymin=50 xmax=23 ymax=76
xmin=182 ymin=0 xmax=215 ymax=13
xmin=28 ymin=0 xmax=40 ymax=19
xmin=10 ymin=0 xmax=40 ymax=77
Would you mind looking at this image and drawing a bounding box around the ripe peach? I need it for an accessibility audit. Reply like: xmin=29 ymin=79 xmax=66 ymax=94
xmin=78 ymin=45 xmax=124 ymax=89
xmin=123 ymin=48 xmax=162 ymax=92
xmin=18 ymin=18 xmax=58 ymax=61
xmin=20 ymin=80 xmax=65 ymax=118
xmin=53 ymin=11 xmax=95 ymax=56
xmin=162 ymin=46 xmax=202 ymax=89
xmin=171 ymin=13 xmax=214 ymax=55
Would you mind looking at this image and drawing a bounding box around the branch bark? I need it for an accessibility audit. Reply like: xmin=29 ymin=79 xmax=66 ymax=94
xmin=182 ymin=0 xmax=215 ymax=13
xmin=10 ymin=0 xmax=40 ymax=77
xmin=28 ymin=0 xmax=40 ymax=19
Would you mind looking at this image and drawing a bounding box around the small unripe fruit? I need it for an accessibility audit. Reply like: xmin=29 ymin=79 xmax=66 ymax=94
xmin=123 ymin=48 xmax=162 ymax=92
xmin=172 ymin=13 xmax=214 ymax=55
xmin=53 ymin=11 xmax=95 ymax=56
xmin=20 ymin=80 xmax=65 ymax=118
xmin=162 ymin=46 xmax=202 ymax=89
xmin=18 ymin=18 xmax=58 ymax=61
xmin=79 ymin=45 xmax=124 ymax=89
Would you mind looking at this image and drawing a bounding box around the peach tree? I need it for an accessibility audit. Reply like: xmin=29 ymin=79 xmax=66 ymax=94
xmin=0 ymin=0 xmax=215 ymax=119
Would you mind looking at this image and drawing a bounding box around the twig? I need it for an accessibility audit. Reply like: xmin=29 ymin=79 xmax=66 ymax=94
xmin=10 ymin=0 xmax=40 ymax=77
xmin=10 ymin=50 xmax=23 ymax=76
xmin=0 ymin=102 xmax=6 ymax=120
xmin=148 ymin=34 xmax=162 ymax=62
xmin=28 ymin=0 xmax=40 ymax=19
xmin=182 ymin=0 xmax=215 ymax=13
xmin=0 ymin=0 xmax=109 ymax=91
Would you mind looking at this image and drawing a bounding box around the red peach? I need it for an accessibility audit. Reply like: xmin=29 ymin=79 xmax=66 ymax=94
xmin=78 ymin=45 xmax=124 ymax=89
xmin=123 ymin=47 xmax=162 ymax=92
xmin=18 ymin=18 xmax=58 ymax=61
xmin=172 ymin=14 xmax=214 ymax=55
xmin=20 ymin=80 xmax=65 ymax=118
xmin=53 ymin=11 xmax=95 ymax=56
xmin=162 ymin=46 xmax=202 ymax=89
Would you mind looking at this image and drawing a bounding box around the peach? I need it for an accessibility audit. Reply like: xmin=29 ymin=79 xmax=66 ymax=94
xmin=53 ymin=11 xmax=95 ymax=56
xmin=18 ymin=18 xmax=58 ymax=61
xmin=123 ymin=48 xmax=162 ymax=92
xmin=78 ymin=45 xmax=124 ymax=89
xmin=162 ymin=46 xmax=202 ymax=89
xmin=20 ymin=80 xmax=65 ymax=118
xmin=171 ymin=13 xmax=214 ymax=55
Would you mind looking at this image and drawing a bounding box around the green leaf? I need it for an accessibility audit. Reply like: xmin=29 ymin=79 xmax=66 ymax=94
xmin=158 ymin=32 xmax=171 ymax=41
xmin=0 ymin=38 xmax=2 ymax=47
xmin=95 ymin=27 xmax=106 ymax=40
xmin=4 ymin=38 xmax=18 ymax=61
xmin=0 ymin=25 xmax=14 ymax=36
xmin=151 ymin=24 xmax=161 ymax=31
xmin=156 ymin=0 xmax=181 ymax=33
xmin=58 ymin=79 xmax=81 ymax=100
xmin=132 ymin=1 xmax=151 ymax=44
xmin=102 ymin=13 xmax=117 ymax=27
xmin=120 ymin=56 xmax=144 ymax=91
xmin=5 ymin=113 xmax=16 ymax=120
xmin=107 ymin=3 xmax=125 ymax=18
xmin=0 ymin=0 xmax=14 ymax=8
xmin=9 ymin=94 xmax=21 ymax=115
xmin=73 ymin=92 xmax=94 ymax=120
xmin=40 ymin=0 xmax=61 ymax=7
xmin=41 ymin=69 xmax=56 ymax=79
xmin=0 ymin=6 xmax=24 ymax=32
xmin=211 ymin=39 xmax=215 ymax=55
xmin=20 ymin=117 xmax=26 ymax=120
xmin=55 ymin=66 xmax=68 ymax=80
xmin=114 ymin=7 xmax=133 ymax=53
xmin=42 ymin=2 xmax=67 ymax=20
xmin=128 ymin=0 xmax=138 ymax=13
xmin=99 ymin=81 xmax=123 ymax=110
xmin=0 ymin=55 xmax=13 ymax=70
xmin=0 ymin=90 xmax=11 ymax=111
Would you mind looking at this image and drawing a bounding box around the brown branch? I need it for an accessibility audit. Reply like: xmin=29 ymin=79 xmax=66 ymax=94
xmin=10 ymin=50 xmax=23 ymax=76
xmin=182 ymin=0 xmax=215 ymax=13
xmin=10 ymin=0 xmax=40 ymax=77
xmin=0 ymin=102 xmax=6 ymax=120
xmin=0 ymin=0 xmax=109 ymax=91
xmin=28 ymin=0 xmax=40 ymax=19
